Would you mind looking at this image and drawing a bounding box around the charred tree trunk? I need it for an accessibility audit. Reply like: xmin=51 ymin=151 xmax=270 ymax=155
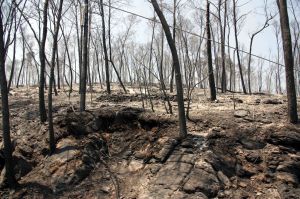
xmin=80 ymin=0 xmax=88 ymax=111
xmin=151 ymin=0 xmax=187 ymax=138
xmin=219 ymin=0 xmax=226 ymax=93
xmin=107 ymin=0 xmax=126 ymax=93
xmin=207 ymin=1 xmax=217 ymax=101
xmin=8 ymin=9 xmax=17 ymax=91
xmin=100 ymin=0 xmax=110 ymax=94
xmin=16 ymin=27 xmax=26 ymax=88
xmin=56 ymin=48 xmax=60 ymax=89
xmin=39 ymin=0 xmax=49 ymax=122
xmin=170 ymin=0 xmax=176 ymax=93
xmin=0 ymin=19 xmax=17 ymax=188
xmin=0 ymin=8 xmax=17 ymax=188
xmin=48 ymin=0 xmax=64 ymax=153
xmin=277 ymin=0 xmax=298 ymax=123
xmin=233 ymin=0 xmax=247 ymax=94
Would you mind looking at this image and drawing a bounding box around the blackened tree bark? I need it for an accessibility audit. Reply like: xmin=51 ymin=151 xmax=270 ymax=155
xmin=39 ymin=0 xmax=49 ymax=122
xmin=56 ymin=48 xmax=60 ymax=90
xmin=48 ymin=0 xmax=64 ymax=154
xmin=233 ymin=0 xmax=247 ymax=94
xmin=218 ymin=0 xmax=226 ymax=93
xmin=60 ymin=24 xmax=73 ymax=92
xmin=206 ymin=1 xmax=217 ymax=101
xmin=99 ymin=0 xmax=111 ymax=94
xmin=8 ymin=7 xmax=17 ymax=91
xmin=277 ymin=0 xmax=298 ymax=123
xmin=151 ymin=0 xmax=187 ymax=138
xmin=106 ymin=0 xmax=127 ymax=93
xmin=170 ymin=0 xmax=176 ymax=93
xmin=16 ymin=26 xmax=25 ymax=88
xmin=80 ymin=0 xmax=88 ymax=112
xmin=0 ymin=8 xmax=17 ymax=188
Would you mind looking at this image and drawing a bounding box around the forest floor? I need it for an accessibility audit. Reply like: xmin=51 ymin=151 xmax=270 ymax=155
xmin=0 ymin=84 xmax=300 ymax=199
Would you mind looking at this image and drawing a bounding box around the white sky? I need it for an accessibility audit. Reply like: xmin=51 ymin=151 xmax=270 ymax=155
xmin=114 ymin=0 xmax=282 ymax=62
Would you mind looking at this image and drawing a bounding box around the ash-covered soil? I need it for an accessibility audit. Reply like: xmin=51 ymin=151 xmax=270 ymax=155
xmin=0 ymin=84 xmax=300 ymax=199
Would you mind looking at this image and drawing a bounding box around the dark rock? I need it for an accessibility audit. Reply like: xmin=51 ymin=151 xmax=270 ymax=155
xmin=234 ymin=110 xmax=249 ymax=118
xmin=18 ymin=134 xmax=108 ymax=193
xmin=206 ymin=152 xmax=237 ymax=177
xmin=115 ymin=107 xmax=143 ymax=123
xmin=276 ymin=172 xmax=299 ymax=185
xmin=255 ymin=99 xmax=261 ymax=104
xmin=239 ymin=137 xmax=266 ymax=150
xmin=207 ymin=129 xmax=228 ymax=140
xmin=67 ymin=122 xmax=88 ymax=136
xmin=277 ymin=183 xmax=300 ymax=199
xmin=230 ymin=98 xmax=243 ymax=103
xmin=262 ymin=99 xmax=282 ymax=105
xmin=148 ymin=164 xmax=161 ymax=175
xmin=245 ymin=152 xmax=262 ymax=164
xmin=167 ymin=154 xmax=195 ymax=164
xmin=13 ymin=155 xmax=33 ymax=180
xmin=0 ymin=154 xmax=33 ymax=186
xmin=276 ymin=160 xmax=300 ymax=182
xmin=154 ymin=162 xmax=193 ymax=188
xmin=266 ymin=131 xmax=300 ymax=150
xmin=217 ymin=171 xmax=231 ymax=187
xmin=155 ymin=138 xmax=179 ymax=163
xmin=181 ymin=140 xmax=194 ymax=148
xmin=236 ymin=163 xmax=257 ymax=178
xmin=183 ymin=168 xmax=220 ymax=198
xmin=90 ymin=117 xmax=110 ymax=131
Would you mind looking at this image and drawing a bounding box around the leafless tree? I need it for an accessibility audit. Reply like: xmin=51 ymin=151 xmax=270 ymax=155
xmin=151 ymin=0 xmax=187 ymax=138
xmin=232 ymin=0 xmax=247 ymax=94
xmin=0 ymin=1 xmax=17 ymax=188
xmin=48 ymin=0 xmax=64 ymax=153
xmin=277 ymin=0 xmax=298 ymax=123
xmin=247 ymin=0 xmax=274 ymax=94
xmin=207 ymin=1 xmax=216 ymax=101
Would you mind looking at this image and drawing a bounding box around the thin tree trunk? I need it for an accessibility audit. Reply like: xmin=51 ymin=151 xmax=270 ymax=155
xmin=207 ymin=1 xmax=217 ymax=101
xmin=8 ymin=10 xmax=17 ymax=90
xmin=277 ymin=0 xmax=298 ymax=123
xmin=80 ymin=0 xmax=89 ymax=111
xmin=0 ymin=9 xmax=17 ymax=188
xmin=151 ymin=0 xmax=187 ymax=139
xmin=56 ymin=46 xmax=60 ymax=89
xmin=233 ymin=0 xmax=247 ymax=94
xmin=39 ymin=0 xmax=49 ymax=122
xmin=219 ymin=0 xmax=226 ymax=93
xmin=16 ymin=27 xmax=25 ymax=88
xmin=48 ymin=0 xmax=64 ymax=153
xmin=99 ymin=0 xmax=110 ymax=94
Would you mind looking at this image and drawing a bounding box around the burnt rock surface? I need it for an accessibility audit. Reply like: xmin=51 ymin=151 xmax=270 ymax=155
xmin=1 ymin=103 xmax=300 ymax=199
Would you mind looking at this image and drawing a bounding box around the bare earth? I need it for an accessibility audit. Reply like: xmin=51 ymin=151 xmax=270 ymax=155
xmin=0 ymin=84 xmax=300 ymax=199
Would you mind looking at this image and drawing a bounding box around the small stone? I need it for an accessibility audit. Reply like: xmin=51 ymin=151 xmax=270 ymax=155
xmin=128 ymin=160 xmax=144 ymax=172
xmin=183 ymin=168 xmax=220 ymax=198
xmin=245 ymin=152 xmax=262 ymax=164
xmin=239 ymin=138 xmax=266 ymax=150
xmin=262 ymin=99 xmax=282 ymax=104
xmin=217 ymin=171 xmax=231 ymax=187
xmin=234 ymin=110 xmax=249 ymax=118
xmin=230 ymin=98 xmax=243 ymax=103
xmin=238 ymin=181 xmax=247 ymax=188
xmin=148 ymin=164 xmax=161 ymax=174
